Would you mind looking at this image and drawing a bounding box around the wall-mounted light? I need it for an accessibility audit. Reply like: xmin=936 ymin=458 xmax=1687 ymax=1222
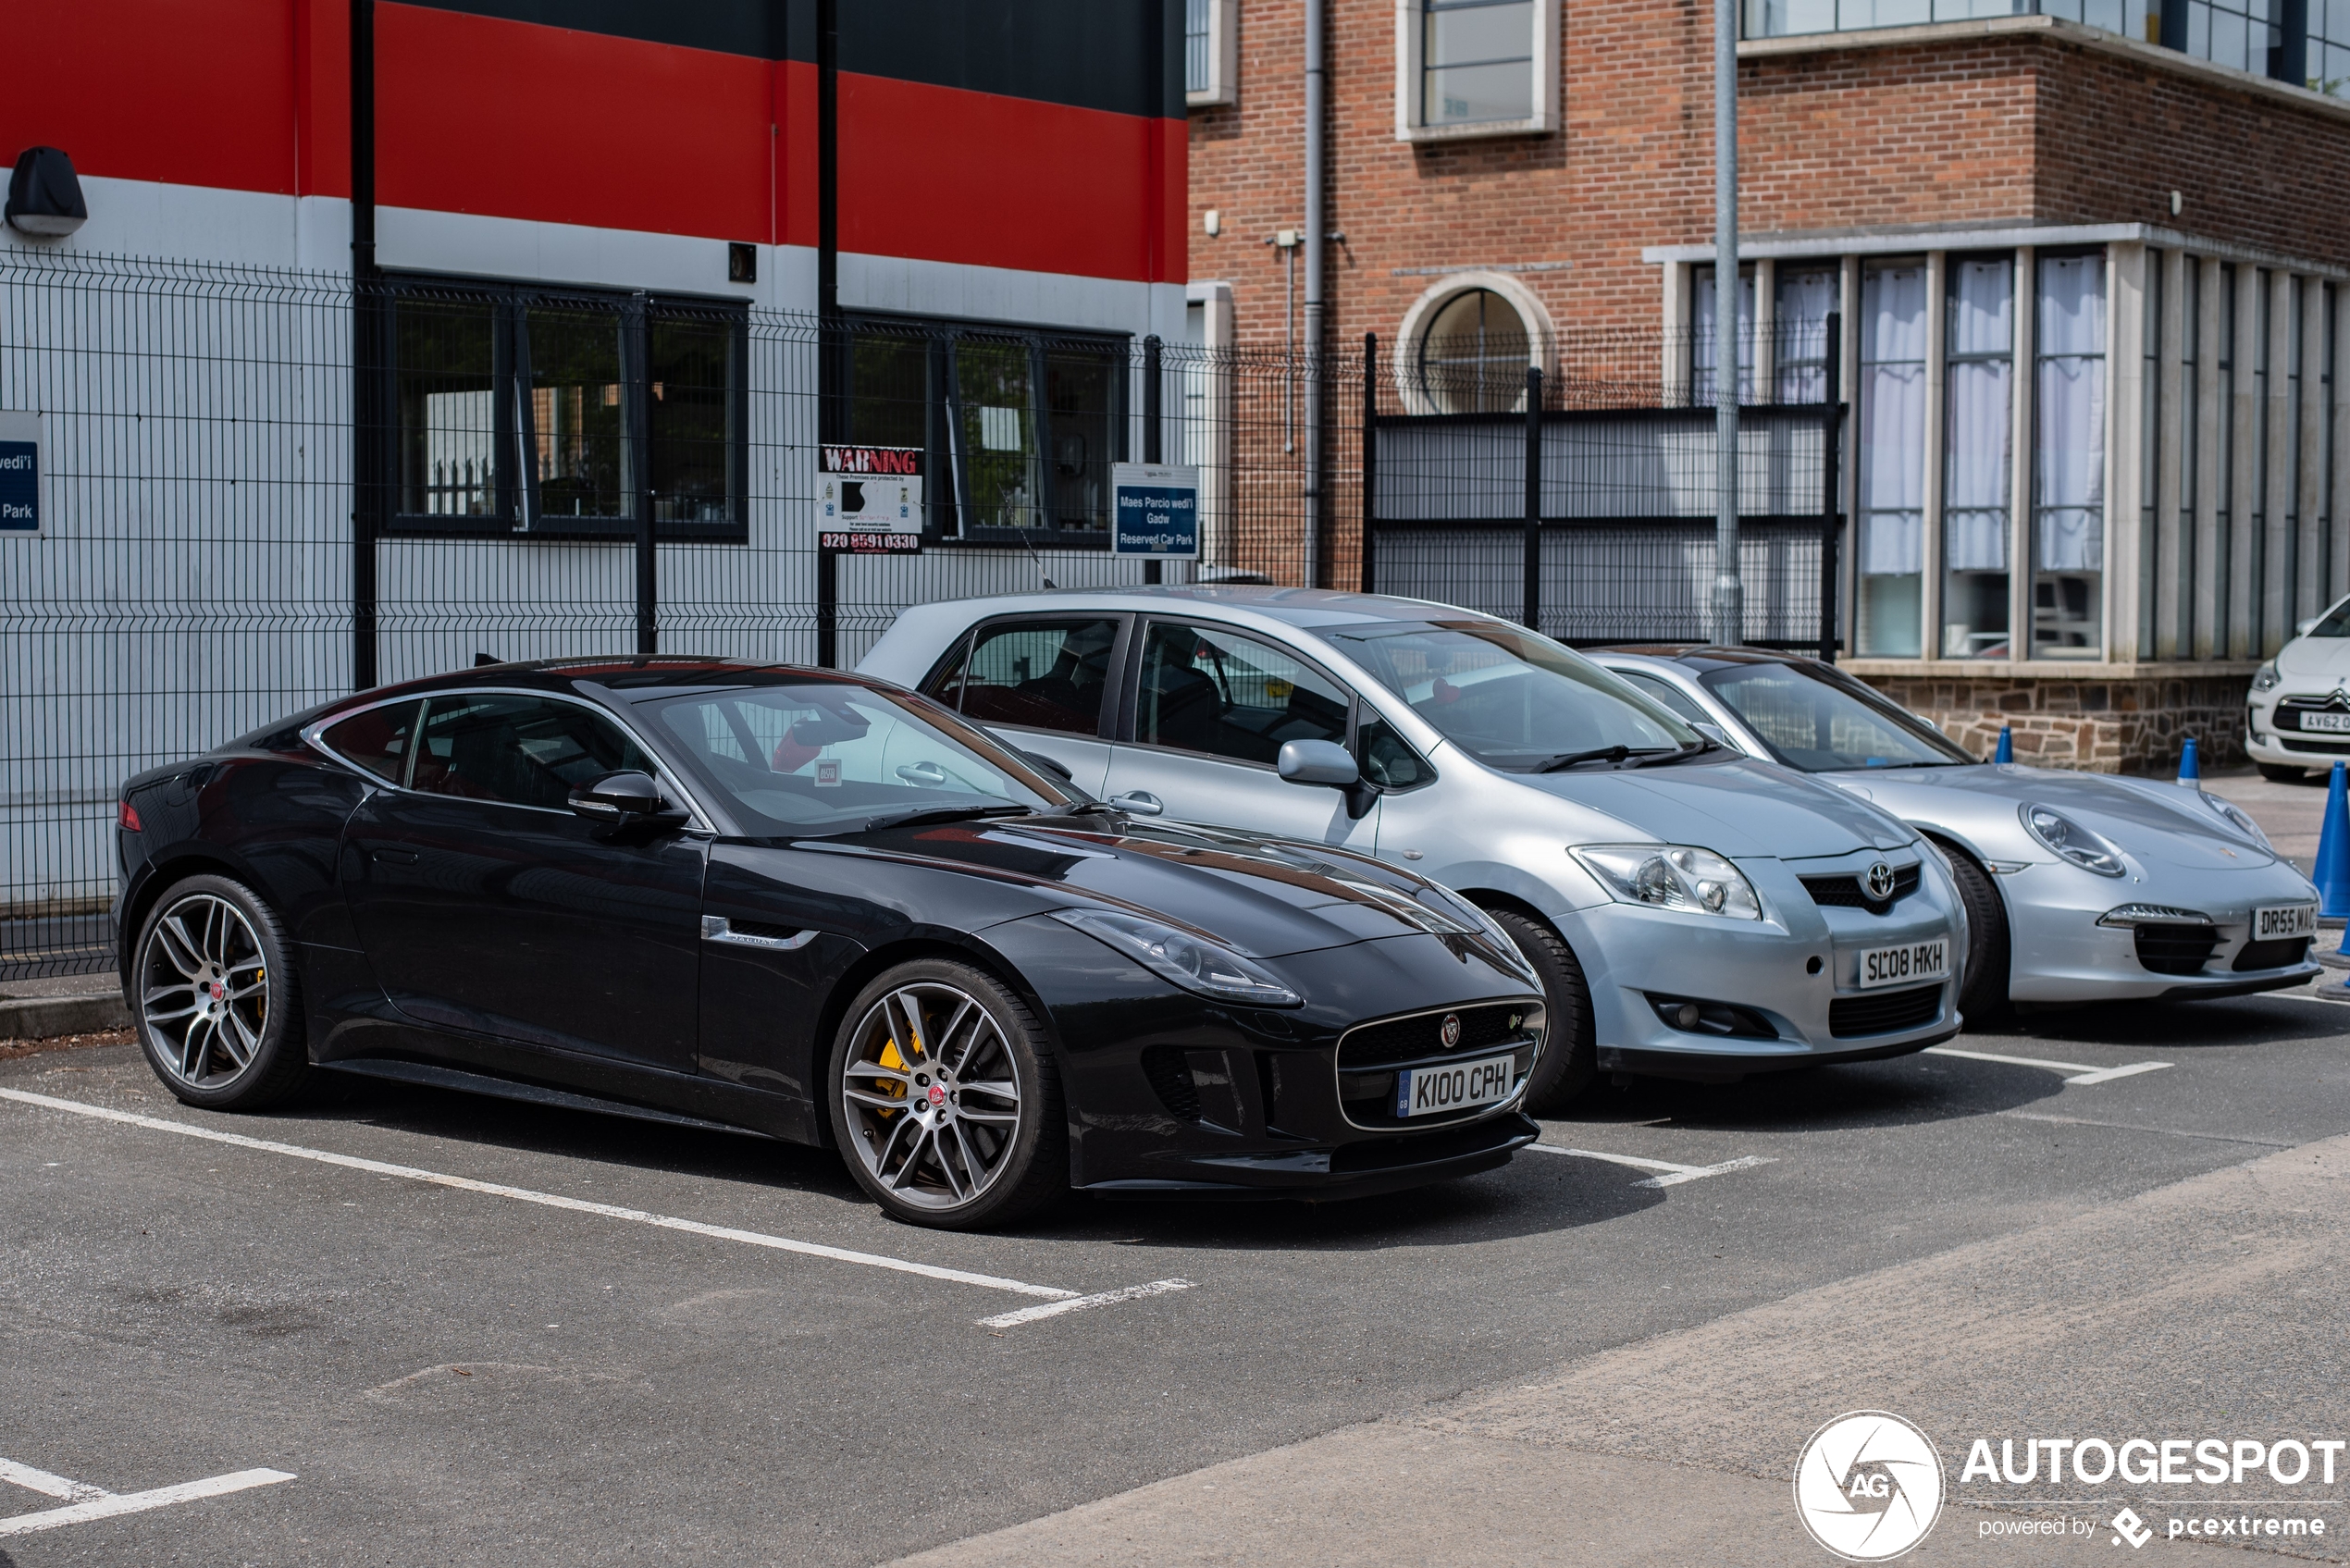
xmin=1204 ymin=209 xmax=1221 ymax=237
xmin=727 ymin=241 xmax=756 ymax=283
xmin=6 ymin=147 xmax=88 ymax=238
xmin=2170 ymin=190 xmax=2183 ymax=216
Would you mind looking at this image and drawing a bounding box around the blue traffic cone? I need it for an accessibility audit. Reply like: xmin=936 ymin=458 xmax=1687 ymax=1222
xmin=1993 ymin=726 xmax=2013 ymax=764
xmin=2316 ymin=760 xmax=2350 ymax=920
xmin=2176 ymin=736 xmax=2201 ymax=785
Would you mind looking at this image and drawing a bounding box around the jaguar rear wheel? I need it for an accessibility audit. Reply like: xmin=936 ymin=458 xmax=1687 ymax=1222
xmin=133 ymin=874 xmax=312 ymax=1109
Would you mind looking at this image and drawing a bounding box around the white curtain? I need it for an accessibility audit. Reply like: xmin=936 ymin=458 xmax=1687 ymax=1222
xmin=1860 ymin=265 xmax=1927 ymax=577
xmin=1774 ymin=268 xmax=1839 ymax=403
xmin=2035 ymin=254 xmax=2106 ymax=573
xmin=1693 ymin=267 xmax=1755 ymax=404
xmin=1943 ymin=258 xmax=2011 ymax=572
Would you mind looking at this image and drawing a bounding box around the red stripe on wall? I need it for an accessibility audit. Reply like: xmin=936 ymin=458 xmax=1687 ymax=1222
xmin=375 ymin=2 xmax=770 ymax=242
xmin=0 ymin=0 xmax=298 ymax=195
xmin=838 ymin=74 xmax=1181 ymax=285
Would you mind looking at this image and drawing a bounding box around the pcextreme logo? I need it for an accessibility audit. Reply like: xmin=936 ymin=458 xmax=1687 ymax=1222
xmin=1795 ymin=1412 xmax=1946 ymax=1562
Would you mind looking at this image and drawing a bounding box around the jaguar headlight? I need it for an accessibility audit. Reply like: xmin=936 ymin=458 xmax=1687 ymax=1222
xmin=2197 ymin=790 xmax=2274 ymax=852
xmin=2019 ymin=803 xmax=2126 ymax=877
xmin=1051 ymin=907 xmax=1303 ymax=1007
xmin=1571 ymin=845 xmax=1762 ymax=920
xmin=2253 ymin=661 xmax=2281 ymax=693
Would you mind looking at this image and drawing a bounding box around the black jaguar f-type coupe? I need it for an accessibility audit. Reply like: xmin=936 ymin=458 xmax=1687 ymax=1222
xmin=113 ymin=659 xmax=1545 ymax=1227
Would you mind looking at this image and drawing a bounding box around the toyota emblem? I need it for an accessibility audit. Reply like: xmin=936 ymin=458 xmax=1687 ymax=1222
xmin=1440 ymin=1013 xmax=1462 ymax=1048
xmin=1864 ymin=861 xmax=1898 ymax=903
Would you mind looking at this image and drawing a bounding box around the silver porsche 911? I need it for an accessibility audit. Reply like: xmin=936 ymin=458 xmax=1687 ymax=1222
xmin=1595 ymin=648 xmax=2323 ymax=1017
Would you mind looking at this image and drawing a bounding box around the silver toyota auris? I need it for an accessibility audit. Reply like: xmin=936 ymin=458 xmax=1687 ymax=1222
xmin=860 ymin=587 xmax=1965 ymax=1109
xmin=1595 ymin=647 xmax=2322 ymax=1017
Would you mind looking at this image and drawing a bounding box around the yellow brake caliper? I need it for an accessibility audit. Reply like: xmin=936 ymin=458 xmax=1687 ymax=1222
xmin=874 ymin=1020 xmax=921 ymax=1117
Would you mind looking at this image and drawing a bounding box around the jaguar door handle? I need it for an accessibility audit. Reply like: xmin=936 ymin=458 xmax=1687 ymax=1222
xmin=372 ymin=847 xmax=419 ymax=865
xmin=1107 ymin=791 xmax=1164 ymax=817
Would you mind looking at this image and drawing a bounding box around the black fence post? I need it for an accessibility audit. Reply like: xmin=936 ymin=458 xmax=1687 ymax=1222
xmin=815 ymin=0 xmax=840 ymax=668
xmin=628 ymin=291 xmax=656 ymax=656
xmin=1523 ymin=364 xmax=1543 ymax=636
xmin=1819 ymin=311 xmax=1842 ymax=665
xmin=1143 ymin=332 xmax=1162 ymax=585
xmin=1360 ymin=331 xmax=1377 ymax=594
xmin=349 ymin=0 xmax=378 ymax=692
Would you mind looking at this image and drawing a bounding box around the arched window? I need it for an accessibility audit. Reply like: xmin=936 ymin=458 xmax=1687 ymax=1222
xmin=1414 ymin=289 xmax=1531 ymax=414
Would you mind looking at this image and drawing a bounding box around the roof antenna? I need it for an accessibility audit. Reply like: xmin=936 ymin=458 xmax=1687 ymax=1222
xmin=1020 ymin=528 xmax=1056 ymax=590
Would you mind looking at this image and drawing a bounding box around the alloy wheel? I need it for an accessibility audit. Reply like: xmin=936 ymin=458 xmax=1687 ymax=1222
xmin=141 ymin=893 xmax=270 ymax=1091
xmin=838 ymin=982 xmax=1025 ymax=1212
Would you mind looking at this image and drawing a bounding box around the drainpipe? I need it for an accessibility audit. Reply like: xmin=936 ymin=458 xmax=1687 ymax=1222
xmin=1303 ymin=0 xmax=1325 ymax=587
xmin=1712 ymin=0 xmax=1743 ymax=646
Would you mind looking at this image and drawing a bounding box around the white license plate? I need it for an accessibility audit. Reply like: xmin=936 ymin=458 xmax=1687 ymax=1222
xmin=1858 ymin=939 xmax=1949 ymax=990
xmin=2255 ymin=902 xmax=2318 ymax=940
xmin=1395 ymin=1053 xmax=1516 ymax=1117
xmin=2301 ymin=710 xmax=2350 ymax=733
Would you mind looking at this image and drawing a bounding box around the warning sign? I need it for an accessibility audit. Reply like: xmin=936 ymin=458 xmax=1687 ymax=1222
xmin=815 ymin=444 xmax=922 ymax=534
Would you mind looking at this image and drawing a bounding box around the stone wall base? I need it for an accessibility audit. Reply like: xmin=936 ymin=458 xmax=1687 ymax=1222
xmin=1861 ymin=674 xmax=2247 ymax=774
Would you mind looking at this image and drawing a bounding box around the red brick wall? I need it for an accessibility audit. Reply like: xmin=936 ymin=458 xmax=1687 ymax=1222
xmin=1188 ymin=6 xmax=2350 ymax=352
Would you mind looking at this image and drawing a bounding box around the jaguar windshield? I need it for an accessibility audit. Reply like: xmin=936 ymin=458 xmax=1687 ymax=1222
xmin=1320 ymin=622 xmax=1701 ymax=771
xmin=642 ymin=681 xmax=1073 ymax=834
xmin=1698 ymin=661 xmax=1973 ymax=772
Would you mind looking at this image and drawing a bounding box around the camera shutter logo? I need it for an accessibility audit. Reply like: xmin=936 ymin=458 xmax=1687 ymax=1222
xmin=1794 ymin=1412 xmax=1943 ymax=1562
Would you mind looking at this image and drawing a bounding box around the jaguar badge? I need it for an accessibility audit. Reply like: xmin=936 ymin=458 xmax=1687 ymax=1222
xmin=1440 ymin=1013 xmax=1462 ymax=1048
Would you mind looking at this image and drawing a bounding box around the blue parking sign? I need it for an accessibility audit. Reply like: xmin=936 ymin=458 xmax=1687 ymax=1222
xmin=1111 ymin=463 xmax=1200 ymax=558
xmin=0 ymin=411 xmax=38 ymax=537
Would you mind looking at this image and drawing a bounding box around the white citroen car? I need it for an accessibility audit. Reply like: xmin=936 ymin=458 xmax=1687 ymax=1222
xmin=2249 ymin=594 xmax=2350 ymax=781
xmin=860 ymin=587 xmax=1965 ymax=1110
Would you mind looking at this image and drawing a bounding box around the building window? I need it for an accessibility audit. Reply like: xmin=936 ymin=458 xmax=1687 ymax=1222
xmin=840 ymin=317 xmax=1129 ymax=545
xmin=1858 ymin=261 xmax=1929 ymax=657
xmin=385 ymin=278 xmax=745 ymax=539
xmin=1185 ymin=0 xmax=1237 ymax=106
xmin=1775 ymin=267 xmax=1840 ymax=403
xmin=2314 ymin=0 xmax=2350 ymax=92
xmin=1746 ymin=0 xmax=2160 ymax=47
xmin=1396 ymin=0 xmax=1558 ymax=141
xmin=2032 ymin=253 xmax=2107 ymax=658
xmin=1414 ymin=288 xmax=1533 ymax=414
xmin=1693 ymin=265 xmax=1756 ymax=405
xmin=2183 ymin=0 xmax=2283 ymax=74
xmin=1942 ymin=257 xmax=2015 ymax=660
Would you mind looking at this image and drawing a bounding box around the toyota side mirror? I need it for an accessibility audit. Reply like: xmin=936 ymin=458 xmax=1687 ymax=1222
xmin=1278 ymin=739 xmax=1359 ymax=788
xmin=569 ymin=770 xmax=681 ymax=822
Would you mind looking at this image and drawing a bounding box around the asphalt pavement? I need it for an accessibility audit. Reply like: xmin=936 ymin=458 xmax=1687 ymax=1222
xmin=3 ymin=777 xmax=2345 ymax=1565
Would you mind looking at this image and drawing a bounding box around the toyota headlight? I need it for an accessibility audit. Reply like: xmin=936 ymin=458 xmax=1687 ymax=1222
xmin=1051 ymin=907 xmax=1303 ymax=1007
xmin=2019 ymin=803 xmax=2126 ymax=877
xmin=2253 ymin=661 xmax=2281 ymax=693
xmin=1571 ymin=845 xmax=1762 ymax=920
xmin=2197 ymin=790 xmax=2275 ymax=852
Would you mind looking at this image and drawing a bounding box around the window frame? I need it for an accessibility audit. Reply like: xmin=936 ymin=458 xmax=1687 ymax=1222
xmin=376 ymin=273 xmax=749 ymax=544
xmin=841 ymin=313 xmax=1132 ymax=549
xmin=1185 ymin=0 xmax=1238 ymax=106
xmin=917 ymin=612 xmax=1136 ymax=742
xmin=1394 ymin=0 xmax=1561 ymax=143
xmin=1119 ymin=615 xmax=1363 ymax=770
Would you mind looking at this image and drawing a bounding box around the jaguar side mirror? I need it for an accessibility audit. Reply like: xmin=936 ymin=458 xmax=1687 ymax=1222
xmin=1278 ymin=739 xmax=1360 ymax=788
xmin=569 ymin=771 xmax=679 ymax=822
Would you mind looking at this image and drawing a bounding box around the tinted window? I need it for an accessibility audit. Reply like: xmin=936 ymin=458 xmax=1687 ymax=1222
xmin=2312 ymin=599 xmax=2350 ymax=638
xmin=1698 ymin=663 xmax=1970 ymax=772
xmin=648 ymin=683 xmax=1063 ymax=834
xmin=1137 ymin=622 xmax=1349 ymax=765
xmin=321 ymin=700 xmax=421 ymax=784
xmin=1359 ymin=718 xmax=1433 ymax=791
xmin=1614 ymin=671 xmax=1709 ymax=722
xmin=411 ymin=694 xmax=655 ymax=809
xmin=933 ymin=619 xmax=1121 ymax=736
xmin=1323 ymin=622 xmax=1692 ymax=770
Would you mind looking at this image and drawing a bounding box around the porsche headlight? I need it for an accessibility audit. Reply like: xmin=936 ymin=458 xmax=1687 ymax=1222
xmin=2197 ymin=790 xmax=2275 ymax=852
xmin=2019 ymin=803 xmax=2126 ymax=877
xmin=2253 ymin=661 xmax=2281 ymax=693
xmin=1051 ymin=907 xmax=1303 ymax=1007
xmin=1571 ymin=845 xmax=1762 ymax=920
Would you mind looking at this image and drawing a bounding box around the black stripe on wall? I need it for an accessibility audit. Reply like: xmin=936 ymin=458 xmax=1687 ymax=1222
xmin=406 ymin=0 xmax=1181 ymax=117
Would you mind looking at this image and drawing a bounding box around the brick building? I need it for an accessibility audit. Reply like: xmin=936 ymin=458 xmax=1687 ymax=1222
xmin=1186 ymin=0 xmax=2350 ymax=770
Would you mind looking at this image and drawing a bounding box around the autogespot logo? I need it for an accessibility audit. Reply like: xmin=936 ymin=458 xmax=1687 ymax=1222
xmin=1796 ymin=1412 xmax=1946 ymax=1562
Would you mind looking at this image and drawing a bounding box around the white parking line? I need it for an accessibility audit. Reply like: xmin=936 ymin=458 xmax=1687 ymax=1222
xmin=0 ymin=1461 xmax=294 ymax=1537
xmin=976 ymin=1278 xmax=1197 ymax=1329
xmin=0 ymin=1088 xmax=1158 ymax=1318
xmin=1923 ymin=1046 xmax=2172 ymax=1085
xmin=1524 ymin=1142 xmax=1775 ymax=1188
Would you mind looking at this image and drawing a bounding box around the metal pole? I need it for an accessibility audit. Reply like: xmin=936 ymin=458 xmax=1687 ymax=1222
xmin=629 ymin=292 xmax=655 ymax=657
xmin=815 ymin=0 xmax=840 ymax=668
xmin=1304 ymin=0 xmax=1325 ymax=589
xmin=1144 ymin=333 xmax=1163 ymax=586
xmin=350 ymin=0 xmax=378 ymax=692
xmin=1524 ymin=365 xmax=1543 ymax=636
xmin=1819 ymin=311 xmax=1842 ymax=664
xmin=1360 ymin=331 xmax=1378 ymax=594
xmin=1712 ymin=0 xmax=1743 ymax=648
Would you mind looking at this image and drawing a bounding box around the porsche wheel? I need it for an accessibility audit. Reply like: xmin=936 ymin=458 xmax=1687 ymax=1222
xmin=827 ymin=959 xmax=1065 ymax=1229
